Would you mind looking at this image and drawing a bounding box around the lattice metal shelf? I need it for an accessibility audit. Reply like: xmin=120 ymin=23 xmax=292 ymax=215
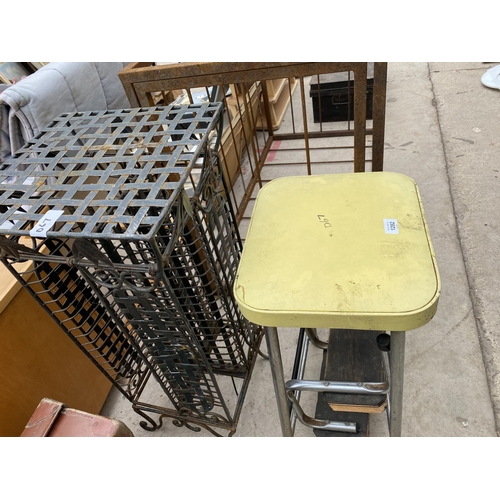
xmin=0 ymin=103 xmax=263 ymax=436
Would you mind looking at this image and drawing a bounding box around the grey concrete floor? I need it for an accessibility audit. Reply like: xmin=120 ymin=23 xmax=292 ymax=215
xmin=101 ymin=62 xmax=499 ymax=437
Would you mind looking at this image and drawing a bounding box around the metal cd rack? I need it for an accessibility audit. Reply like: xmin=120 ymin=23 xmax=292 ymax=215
xmin=0 ymin=103 xmax=263 ymax=436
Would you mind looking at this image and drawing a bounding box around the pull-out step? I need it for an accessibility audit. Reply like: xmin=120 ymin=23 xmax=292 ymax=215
xmin=313 ymin=329 xmax=387 ymax=437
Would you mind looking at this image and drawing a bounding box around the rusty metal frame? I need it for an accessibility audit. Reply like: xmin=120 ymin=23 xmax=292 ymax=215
xmin=119 ymin=62 xmax=387 ymax=227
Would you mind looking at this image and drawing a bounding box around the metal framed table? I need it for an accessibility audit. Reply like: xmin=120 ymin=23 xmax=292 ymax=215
xmin=234 ymin=172 xmax=440 ymax=436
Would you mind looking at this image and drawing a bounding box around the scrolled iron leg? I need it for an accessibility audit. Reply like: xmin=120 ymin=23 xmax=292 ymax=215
xmin=265 ymin=326 xmax=293 ymax=437
xmin=133 ymin=406 xmax=164 ymax=431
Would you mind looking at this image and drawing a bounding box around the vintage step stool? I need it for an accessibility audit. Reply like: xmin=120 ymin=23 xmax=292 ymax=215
xmin=234 ymin=172 xmax=440 ymax=436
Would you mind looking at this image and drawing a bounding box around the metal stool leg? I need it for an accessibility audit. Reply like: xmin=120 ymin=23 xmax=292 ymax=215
xmin=389 ymin=330 xmax=406 ymax=437
xmin=265 ymin=326 xmax=293 ymax=436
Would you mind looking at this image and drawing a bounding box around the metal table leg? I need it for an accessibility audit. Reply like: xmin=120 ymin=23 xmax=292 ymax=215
xmin=389 ymin=330 xmax=406 ymax=437
xmin=265 ymin=326 xmax=293 ymax=436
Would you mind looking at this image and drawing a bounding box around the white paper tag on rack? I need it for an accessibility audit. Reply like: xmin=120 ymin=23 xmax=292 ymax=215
xmin=30 ymin=209 xmax=64 ymax=238
xmin=384 ymin=218 xmax=399 ymax=234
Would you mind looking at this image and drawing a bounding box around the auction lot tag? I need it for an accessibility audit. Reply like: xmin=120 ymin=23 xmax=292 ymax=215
xmin=384 ymin=218 xmax=399 ymax=234
xmin=30 ymin=210 xmax=64 ymax=238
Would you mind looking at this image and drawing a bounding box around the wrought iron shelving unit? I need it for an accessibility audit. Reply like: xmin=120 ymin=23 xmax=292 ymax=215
xmin=0 ymin=103 xmax=263 ymax=436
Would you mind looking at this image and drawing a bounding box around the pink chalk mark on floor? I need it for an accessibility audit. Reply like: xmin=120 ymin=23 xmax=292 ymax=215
xmin=259 ymin=140 xmax=281 ymax=162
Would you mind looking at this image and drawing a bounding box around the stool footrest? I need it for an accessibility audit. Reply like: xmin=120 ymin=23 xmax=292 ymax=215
xmin=286 ymin=379 xmax=389 ymax=394
xmin=322 ymin=329 xmax=388 ymax=410
xmin=327 ymin=400 xmax=388 ymax=414
xmin=313 ymin=329 xmax=389 ymax=436
xmin=287 ymin=392 xmax=359 ymax=434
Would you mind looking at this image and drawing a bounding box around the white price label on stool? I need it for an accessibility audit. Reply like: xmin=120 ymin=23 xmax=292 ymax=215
xmin=384 ymin=218 xmax=399 ymax=234
xmin=30 ymin=209 xmax=64 ymax=238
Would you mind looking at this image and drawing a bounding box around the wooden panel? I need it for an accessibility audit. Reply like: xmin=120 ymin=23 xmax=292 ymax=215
xmin=257 ymin=78 xmax=298 ymax=130
xmin=313 ymin=349 xmax=369 ymax=437
xmin=322 ymin=329 xmax=387 ymax=411
xmin=313 ymin=329 xmax=388 ymax=437
xmin=0 ymin=280 xmax=112 ymax=436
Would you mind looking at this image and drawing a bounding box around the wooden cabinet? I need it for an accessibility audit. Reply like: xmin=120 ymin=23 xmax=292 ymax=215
xmin=0 ymin=262 xmax=112 ymax=436
xmin=259 ymin=77 xmax=298 ymax=130
xmin=227 ymin=77 xmax=297 ymax=131
xmin=222 ymin=82 xmax=260 ymax=187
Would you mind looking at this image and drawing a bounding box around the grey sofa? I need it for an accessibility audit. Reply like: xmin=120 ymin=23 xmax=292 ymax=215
xmin=0 ymin=62 xmax=130 ymax=164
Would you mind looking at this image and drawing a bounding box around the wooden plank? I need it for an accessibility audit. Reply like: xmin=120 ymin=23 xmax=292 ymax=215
xmin=323 ymin=329 xmax=387 ymax=411
xmin=313 ymin=349 xmax=369 ymax=437
xmin=327 ymin=400 xmax=387 ymax=414
xmin=313 ymin=329 xmax=388 ymax=437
